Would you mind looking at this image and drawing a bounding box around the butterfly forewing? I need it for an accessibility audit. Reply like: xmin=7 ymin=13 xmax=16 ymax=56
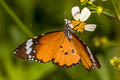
xmin=35 ymin=31 xmax=65 ymax=62
xmin=14 ymin=31 xmax=63 ymax=62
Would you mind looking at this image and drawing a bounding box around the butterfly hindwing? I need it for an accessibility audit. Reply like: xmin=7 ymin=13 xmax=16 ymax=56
xmin=71 ymin=33 xmax=101 ymax=70
xmin=53 ymin=34 xmax=80 ymax=67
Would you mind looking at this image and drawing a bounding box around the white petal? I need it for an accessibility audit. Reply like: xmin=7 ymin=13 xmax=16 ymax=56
xmin=71 ymin=6 xmax=81 ymax=20
xmin=64 ymin=19 xmax=73 ymax=28
xmin=80 ymin=7 xmax=91 ymax=22
xmin=68 ymin=23 xmax=74 ymax=28
xmin=85 ymin=24 xmax=96 ymax=31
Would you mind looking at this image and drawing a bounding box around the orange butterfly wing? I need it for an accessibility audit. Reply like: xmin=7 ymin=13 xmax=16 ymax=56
xmin=35 ymin=31 xmax=65 ymax=62
xmin=35 ymin=31 xmax=80 ymax=66
xmin=14 ymin=31 xmax=100 ymax=70
xmin=71 ymin=33 xmax=101 ymax=70
xmin=53 ymin=34 xmax=80 ymax=66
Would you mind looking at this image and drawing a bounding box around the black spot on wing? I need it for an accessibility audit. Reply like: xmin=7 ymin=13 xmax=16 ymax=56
xmin=64 ymin=52 xmax=68 ymax=55
xmin=71 ymin=49 xmax=75 ymax=53
xmin=60 ymin=45 xmax=63 ymax=48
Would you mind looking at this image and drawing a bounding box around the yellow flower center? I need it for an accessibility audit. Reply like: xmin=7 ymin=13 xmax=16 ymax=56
xmin=80 ymin=0 xmax=88 ymax=4
xmin=110 ymin=56 xmax=120 ymax=71
xmin=97 ymin=6 xmax=103 ymax=15
xmin=80 ymin=0 xmax=86 ymax=3
xmin=88 ymin=1 xmax=93 ymax=5
xmin=71 ymin=20 xmax=86 ymax=33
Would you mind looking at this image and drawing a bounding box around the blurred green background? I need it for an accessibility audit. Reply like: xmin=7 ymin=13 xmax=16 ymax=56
xmin=0 ymin=0 xmax=120 ymax=80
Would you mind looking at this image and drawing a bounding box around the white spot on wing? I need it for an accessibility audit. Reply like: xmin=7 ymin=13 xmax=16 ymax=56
xmin=32 ymin=56 xmax=35 ymax=58
xmin=86 ymin=46 xmax=95 ymax=62
xmin=28 ymin=59 xmax=31 ymax=61
xmin=33 ymin=50 xmax=36 ymax=53
xmin=35 ymin=60 xmax=38 ymax=62
xmin=31 ymin=58 xmax=34 ymax=61
xmin=41 ymin=34 xmax=45 ymax=36
xmin=35 ymin=41 xmax=38 ymax=44
xmin=34 ymin=36 xmax=37 ymax=38
xmin=28 ymin=55 xmax=32 ymax=58
xmin=25 ymin=39 xmax=33 ymax=54
xmin=26 ymin=42 xmax=33 ymax=49
xmin=26 ymin=48 xmax=32 ymax=54
xmin=14 ymin=51 xmax=16 ymax=54
xmin=27 ymin=39 xmax=32 ymax=43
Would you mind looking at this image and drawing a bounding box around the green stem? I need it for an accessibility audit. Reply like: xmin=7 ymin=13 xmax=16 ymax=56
xmin=0 ymin=0 xmax=34 ymax=37
xmin=109 ymin=42 xmax=120 ymax=47
xmin=112 ymin=0 xmax=120 ymax=21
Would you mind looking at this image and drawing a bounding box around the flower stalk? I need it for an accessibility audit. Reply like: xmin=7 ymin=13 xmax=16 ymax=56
xmin=112 ymin=0 xmax=120 ymax=21
xmin=80 ymin=0 xmax=115 ymax=18
xmin=0 ymin=0 xmax=34 ymax=37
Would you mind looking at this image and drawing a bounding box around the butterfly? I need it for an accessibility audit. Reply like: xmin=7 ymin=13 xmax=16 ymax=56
xmin=14 ymin=20 xmax=101 ymax=71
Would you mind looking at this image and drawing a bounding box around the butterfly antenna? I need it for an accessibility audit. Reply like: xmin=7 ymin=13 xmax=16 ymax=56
xmin=64 ymin=11 xmax=68 ymax=28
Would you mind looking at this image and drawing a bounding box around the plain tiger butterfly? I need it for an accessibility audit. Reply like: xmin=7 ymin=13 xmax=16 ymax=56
xmin=14 ymin=20 xmax=100 ymax=71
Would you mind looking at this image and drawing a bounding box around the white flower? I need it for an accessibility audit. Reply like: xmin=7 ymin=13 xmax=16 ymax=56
xmin=65 ymin=6 xmax=96 ymax=32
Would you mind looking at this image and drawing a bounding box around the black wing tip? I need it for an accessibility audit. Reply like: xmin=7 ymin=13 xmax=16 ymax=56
xmin=86 ymin=63 xmax=101 ymax=71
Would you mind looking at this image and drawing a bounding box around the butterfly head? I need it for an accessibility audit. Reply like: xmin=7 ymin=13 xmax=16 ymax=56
xmin=64 ymin=19 xmax=75 ymax=40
